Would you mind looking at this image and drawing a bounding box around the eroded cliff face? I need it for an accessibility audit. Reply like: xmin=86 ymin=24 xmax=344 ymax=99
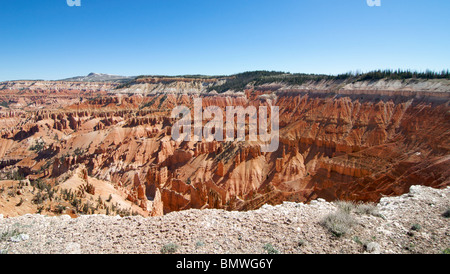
xmin=0 ymin=78 xmax=449 ymax=217
xmin=0 ymin=80 xmax=118 ymax=113
xmin=114 ymin=77 xmax=228 ymax=95
xmin=0 ymin=80 xmax=117 ymax=92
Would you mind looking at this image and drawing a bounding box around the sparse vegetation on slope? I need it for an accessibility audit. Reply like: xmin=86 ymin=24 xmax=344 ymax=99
xmin=161 ymin=243 xmax=179 ymax=254
xmin=320 ymin=210 xmax=357 ymax=237
xmin=263 ymin=243 xmax=280 ymax=254
xmin=0 ymin=185 xmax=448 ymax=254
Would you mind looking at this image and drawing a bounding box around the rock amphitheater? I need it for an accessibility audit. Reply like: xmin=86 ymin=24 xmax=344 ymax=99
xmin=0 ymin=75 xmax=449 ymax=254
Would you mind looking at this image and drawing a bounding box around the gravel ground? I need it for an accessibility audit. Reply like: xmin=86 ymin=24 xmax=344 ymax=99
xmin=1 ymin=185 xmax=449 ymax=254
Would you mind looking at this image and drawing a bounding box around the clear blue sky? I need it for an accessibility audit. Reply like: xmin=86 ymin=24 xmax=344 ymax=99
xmin=0 ymin=0 xmax=449 ymax=81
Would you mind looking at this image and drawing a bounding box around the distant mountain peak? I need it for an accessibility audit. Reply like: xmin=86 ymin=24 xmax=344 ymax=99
xmin=60 ymin=73 xmax=134 ymax=83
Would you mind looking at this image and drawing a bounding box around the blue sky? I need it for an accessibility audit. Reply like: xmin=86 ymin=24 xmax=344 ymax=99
xmin=0 ymin=0 xmax=449 ymax=81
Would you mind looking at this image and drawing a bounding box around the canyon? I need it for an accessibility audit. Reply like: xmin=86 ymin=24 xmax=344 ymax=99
xmin=0 ymin=73 xmax=449 ymax=218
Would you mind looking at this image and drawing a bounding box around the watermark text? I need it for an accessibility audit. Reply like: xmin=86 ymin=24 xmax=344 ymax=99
xmin=171 ymin=98 xmax=279 ymax=153
xmin=67 ymin=0 xmax=81 ymax=7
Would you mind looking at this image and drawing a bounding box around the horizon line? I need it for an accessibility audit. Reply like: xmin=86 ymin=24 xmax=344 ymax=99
xmin=2 ymin=68 xmax=450 ymax=82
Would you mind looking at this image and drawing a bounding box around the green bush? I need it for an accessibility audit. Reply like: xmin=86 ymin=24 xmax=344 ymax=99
xmin=6 ymin=170 xmax=25 ymax=181
xmin=32 ymin=191 xmax=46 ymax=204
xmin=30 ymin=140 xmax=45 ymax=153
xmin=161 ymin=243 xmax=179 ymax=254
xmin=0 ymin=228 xmax=21 ymax=242
xmin=411 ymin=224 xmax=422 ymax=231
xmin=263 ymin=243 xmax=280 ymax=254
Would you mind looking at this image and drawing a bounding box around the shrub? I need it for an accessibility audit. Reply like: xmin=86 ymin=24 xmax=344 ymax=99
xmin=62 ymin=189 xmax=75 ymax=201
xmin=32 ymin=179 xmax=51 ymax=192
xmin=116 ymin=207 xmax=131 ymax=217
xmin=0 ymin=228 xmax=21 ymax=242
xmin=73 ymin=147 xmax=84 ymax=157
xmin=411 ymin=224 xmax=421 ymax=231
xmin=81 ymin=201 xmax=95 ymax=215
xmin=32 ymin=191 xmax=46 ymax=204
xmin=96 ymin=196 xmax=103 ymax=207
xmin=78 ymin=182 xmax=95 ymax=196
xmin=55 ymin=204 xmax=66 ymax=214
xmin=30 ymin=140 xmax=45 ymax=153
xmin=263 ymin=243 xmax=280 ymax=254
xmin=321 ymin=211 xmax=357 ymax=237
xmin=71 ymin=198 xmax=81 ymax=209
xmin=335 ymin=200 xmax=356 ymax=214
xmin=161 ymin=243 xmax=179 ymax=254
xmin=7 ymin=189 xmax=16 ymax=198
xmin=355 ymin=202 xmax=380 ymax=216
xmin=352 ymin=236 xmax=364 ymax=246
xmin=6 ymin=170 xmax=25 ymax=181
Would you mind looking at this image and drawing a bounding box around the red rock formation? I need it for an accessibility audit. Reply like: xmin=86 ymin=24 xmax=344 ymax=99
xmin=151 ymin=188 xmax=164 ymax=216
xmin=1 ymin=83 xmax=449 ymax=216
xmin=216 ymin=161 xmax=225 ymax=177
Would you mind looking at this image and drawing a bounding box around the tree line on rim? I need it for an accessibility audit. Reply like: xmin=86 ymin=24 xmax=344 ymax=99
xmin=114 ymin=69 xmax=450 ymax=92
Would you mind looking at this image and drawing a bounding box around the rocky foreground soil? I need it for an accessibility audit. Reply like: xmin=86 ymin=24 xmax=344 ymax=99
xmin=0 ymin=185 xmax=449 ymax=254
